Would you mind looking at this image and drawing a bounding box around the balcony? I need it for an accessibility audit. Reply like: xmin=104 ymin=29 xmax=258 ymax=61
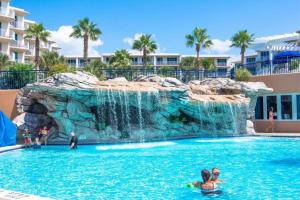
xmin=0 ymin=29 xmax=11 ymax=42
xmin=10 ymin=21 xmax=25 ymax=31
xmin=10 ymin=56 xmax=23 ymax=63
xmin=10 ymin=40 xmax=28 ymax=51
xmin=0 ymin=8 xmax=14 ymax=21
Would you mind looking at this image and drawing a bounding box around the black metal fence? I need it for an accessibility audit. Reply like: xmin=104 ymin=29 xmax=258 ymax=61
xmin=100 ymin=68 xmax=229 ymax=82
xmin=0 ymin=70 xmax=48 ymax=89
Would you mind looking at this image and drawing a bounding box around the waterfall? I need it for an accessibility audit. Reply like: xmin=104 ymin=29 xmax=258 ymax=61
xmin=122 ymin=90 xmax=132 ymax=135
xmin=137 ymin=91 xmax=144 ymax=129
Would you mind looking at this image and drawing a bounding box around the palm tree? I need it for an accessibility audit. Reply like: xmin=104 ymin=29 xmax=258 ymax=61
xmin=70 ymin=18 xmax=102 ymax=66
xmin=0 ymin=53 xmax=9 ymax=70
xmin=231 ymin=30 xmax=254 ymax=66
xmin=109 ymin=49 xmax=132 ymax=68
xmin=185 ymin=27 xmax=213 ymax=69
xmin=132 ymin=34 xmax=157 ymax=69
xmin=25 ymin=23 xmax=50 ymax=69
xmin=41 ymin=51 xmax=65 ymax=69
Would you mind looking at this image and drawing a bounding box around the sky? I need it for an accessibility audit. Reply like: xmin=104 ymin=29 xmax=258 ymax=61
xmin=12 ymin=0 xmax=300 ymax=57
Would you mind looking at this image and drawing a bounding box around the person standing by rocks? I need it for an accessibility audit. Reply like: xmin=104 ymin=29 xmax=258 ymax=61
xmin=69 ymin=131 xmax=78 ymax=149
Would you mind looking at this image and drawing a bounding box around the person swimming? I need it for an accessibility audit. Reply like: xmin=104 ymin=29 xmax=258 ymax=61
xmin=192 ymin=169 xmax=220 ymax=194
xmin=211 ymin=167 xmax=224 ymax=184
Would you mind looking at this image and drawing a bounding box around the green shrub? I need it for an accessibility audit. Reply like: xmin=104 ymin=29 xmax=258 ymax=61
xmin=48 ymin=64 xmax=71 ymax=76
xmin=83 ymin=60 xmax=107 ymax=80
xmin=289 ymin=59 xmax=299 ymax=70
xmin=6 ymin=63 xmax=34 ymax=71
xmin=234 ymin=67 xmax=252 ymax=82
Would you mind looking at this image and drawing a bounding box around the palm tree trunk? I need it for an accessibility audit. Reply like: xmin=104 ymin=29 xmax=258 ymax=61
xmin=241 ymin=46 xmax=245 ymax=67
xmin=35 ymin=38 xmax=40 ymax=70
xmin=83 ymin=34 xmax=88 ymax=66
xmin=196 ymin=44 xmax=200 ymax=69
xmin=143 ymin=47 xmax=147 ymax=69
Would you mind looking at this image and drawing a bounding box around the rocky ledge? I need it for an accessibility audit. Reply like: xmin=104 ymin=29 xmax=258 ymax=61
xmin=13 ymin=71 xmax=272 ymax=144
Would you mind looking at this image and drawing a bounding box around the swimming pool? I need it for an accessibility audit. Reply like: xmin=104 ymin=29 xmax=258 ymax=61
xmin=0 ymin=137 xmax=300 ymax=199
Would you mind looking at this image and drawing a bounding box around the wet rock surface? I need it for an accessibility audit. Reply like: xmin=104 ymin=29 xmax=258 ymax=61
xmin=13 ymin=72 xmax=272 ymax=144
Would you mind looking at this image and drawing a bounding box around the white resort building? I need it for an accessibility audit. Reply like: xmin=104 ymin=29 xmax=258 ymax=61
xmin=0 ymin=0 xmax=59 ymax=64
xmin=65 ymin=53 xmax=231 ymax=71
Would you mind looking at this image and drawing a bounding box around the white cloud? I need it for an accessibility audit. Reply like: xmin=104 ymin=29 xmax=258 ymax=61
xmin=49 ymin=26 xmax=103 ymax=56
xmin=123 ymin=33 xmax=143 ymax=46
xmin=204 ymin=39 xmax=232 ymax=54
xmin=254 ymin=32 xmax=298 ymax=43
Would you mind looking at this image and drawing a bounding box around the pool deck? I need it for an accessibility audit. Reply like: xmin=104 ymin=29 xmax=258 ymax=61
xmin=0 ymin=145 xmax=23 ymax=153
xmin=0 ymin=189 xmax=52 ymax=200
xmin=255 ymin=133 xmax=300 ymax=137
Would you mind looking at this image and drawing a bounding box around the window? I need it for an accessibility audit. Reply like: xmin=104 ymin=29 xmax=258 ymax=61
xmin=156 ymin=57 xmax=163 ymax=62
xmin=281 ymin=95 xmax=292 ymax=120
xmin=167 ymin=57 xmax=177 ymax=62
xmin=67 ymin=59 xmax=76 ymax=66
xmin=15 ymin=16 xmax=18 ymax=22
xmin=14 ymin=52 xmax=18 ymax=62
xmin=255 ymin=96 xmax=264 ymax=119
xmin=297 ymin=95 xmax=300 ymax=120
xmin=14 ymin=33 xmax=18 ymax=41
xmin=217 ymin=59 xmax=227 ymax=66
xmin=246 ymin=57 xmax=256 ymax=63
xmin=267 ymin=96 xmax=277 ymax=119
xmin=260 ymin=51 xmax=269 ymax=61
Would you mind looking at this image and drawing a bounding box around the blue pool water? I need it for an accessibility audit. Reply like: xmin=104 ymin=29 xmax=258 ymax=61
xmin=0 ymin=137 xmax=300 ymax=199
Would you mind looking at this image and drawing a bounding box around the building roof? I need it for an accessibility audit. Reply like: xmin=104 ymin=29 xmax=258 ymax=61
xmin=252 ymin=32 xmax=300 ymax=51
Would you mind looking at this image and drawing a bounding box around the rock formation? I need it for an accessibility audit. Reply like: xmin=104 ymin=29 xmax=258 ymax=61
xmin=13 ymin=72 xmax=272 ymax=144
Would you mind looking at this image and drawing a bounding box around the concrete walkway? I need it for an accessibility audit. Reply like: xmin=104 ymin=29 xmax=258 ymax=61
xmin=0 ymin=189 xmax=52 ymax=200
xmin=0 ymin=145 xmax=23 ymax=153
xmin=255 ymin=133 xmax=300 ymax=137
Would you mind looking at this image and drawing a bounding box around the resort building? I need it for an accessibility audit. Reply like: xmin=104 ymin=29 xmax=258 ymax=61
xmin=65 ymin=53 xmax=231 ymax=71
xmin=234 ymin=31 xmax=300 ymax=133
xmin=0 ymin=0 xmax=59 ymax=64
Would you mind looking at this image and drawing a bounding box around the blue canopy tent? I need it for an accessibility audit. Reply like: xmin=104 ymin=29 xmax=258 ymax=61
xmin=273 ymin=51 xmax=300 ymax=63
xmin=0 ymin=111 xmax=16 ymax=147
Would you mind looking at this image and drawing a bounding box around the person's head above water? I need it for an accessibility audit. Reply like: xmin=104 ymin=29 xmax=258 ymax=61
xmin=211 ymin=167 xmax=220 ymax=180
xmin=70 ymin=131 xmax=75 ymax=137
xmin=201 ymin=169 xmax=211 ymax=182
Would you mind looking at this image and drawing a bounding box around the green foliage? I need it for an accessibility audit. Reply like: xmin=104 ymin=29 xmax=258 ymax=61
xmin=48 ymin=63 xmax=71 ymax=76
xmin=235 ymin=67 xmax=252 ymax=82
xmin=201 ymin=58 xmax=216 ymax=71
xmin=230 ymin=30 xmax=254 ymax=49
xmin=41 ymin=51 xmax=65 ymax=69
xmin=25 ymin=23 xmax=50 ymax=42
xmin=0 ymin=53 xmax=9 ymax=70
xmin=6 ymin=63 xmax=34 ymax=71
xmin=185 ymin=27 xmax=213 ymax=49
xmin=132 ymin=34 xmax=157 ymax=67
xmin=185 ymin=27 xmax=213 ymax=68
xmin=83 ymin=59 xmax=107 ymax=80
xmin=180 ymin=57 xmax=195 ymax=69
xmin=70 ymin=18 xmax=102 ymax=40
xmin=109 ymin=49 xmax=132 ymax=68
xmin=289 ymin=59 xmax=299 ymax=70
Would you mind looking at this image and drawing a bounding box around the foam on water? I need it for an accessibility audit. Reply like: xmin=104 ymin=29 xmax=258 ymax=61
xmin=196 ymin=137 xmax=265 ymax=143
xmin=96 ymin=141 xmax=176 ymax=150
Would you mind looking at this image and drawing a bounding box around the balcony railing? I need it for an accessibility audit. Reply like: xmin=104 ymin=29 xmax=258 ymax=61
xmin=11 ymin=40 xmax=28 ymax=49
xmin=0 ymin=7 xmax=13 ymax=17
xmin=232 ymin=59 xmax=300 ymax=77
xmin=0 ymin=29 xmax=9 ymax=38
xmin=10 ymin=21 xmax=24 ymax=29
